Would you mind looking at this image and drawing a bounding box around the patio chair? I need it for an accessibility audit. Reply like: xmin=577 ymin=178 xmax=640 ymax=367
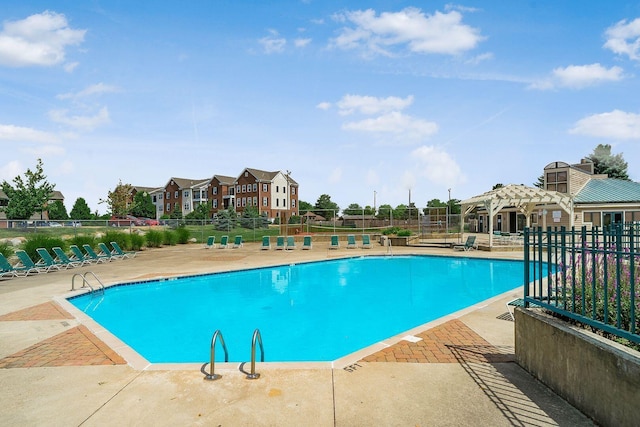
xmin=329 ymin=235 xmax=339 ymax=249
xmin=261 ymin=236 xmax=271 ymax=250
xmin=219 ymin=235 xmax=229 ymax=249
xmin=98 ymin=242 xmax=123 ymax=261
xmin=275 ymin=236 xmax=285 ymax=250
xmin=110 ymin=242 xmax=136 ymax=259
xmin=204 ymin=236 xmax=216 ymax=249
xmin=361 ymin=234 xmax=372 ymax=249
xmin=0 ymin=253 xmax=25 ymax=278
xmin=453 ymin=235 xmax=477 ymax=251
xmin=346 ymin=234 xmax=358 ymax=249
xmin=36 ymin=248 xmax=65 ymax=270
xmin=232 ymin=235 xmax=243 ymax=248
xmin=52 ymin=247 xmax=85 ymax=268
xmin=83 ymin=244 xmax=111 ymax=263
xmin=286 ymin=236 xmax=296 ymax=250
xmin=70 ymin=245 xmax=97 ymax=264
xmin=302 ymin=235 xmax=312 ymax=250
xmin=15 ymin=250 xmax=49 ymax=274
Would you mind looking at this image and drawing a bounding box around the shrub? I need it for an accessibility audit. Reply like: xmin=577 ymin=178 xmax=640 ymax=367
xmin=22 ymin=235 xmax=67 ymax=260
xmin=163 ymin=230 xmax=178 ymax=246
xmin=69 ymin=234 xmax=96 ymax=249
xmin=130 ymin=233 xmax=145 ymax=251
xmin=382 ymin=227 xmax=402 ymax=235
xmin=145 ymin=230 xmax=164 ymax=248
xmin=397 ymin=229 xmax=412 ymax=237
xmin=175 ymin=226 xmax=190 ymax=244
xmin=0 ymin=241 xmax=14 ymax=258
xmin=100 ymin=231 xmax=131 ymax=251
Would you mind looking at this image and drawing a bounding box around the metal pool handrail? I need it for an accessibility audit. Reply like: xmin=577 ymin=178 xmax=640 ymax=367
xmin=246 ymin=328 xmax=264 ymax=380
xmin=71 ymin=272 xmax=105 ymax=294
xmin=203 ymin=329 xmax=228 ymax=381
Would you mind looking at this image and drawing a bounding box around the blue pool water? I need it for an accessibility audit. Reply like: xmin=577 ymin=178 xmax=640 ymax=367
xmin=69 ymin=255 xmax=525 ymax=363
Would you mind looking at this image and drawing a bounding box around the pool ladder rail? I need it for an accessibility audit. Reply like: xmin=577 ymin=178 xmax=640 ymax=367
xmin=71 ymin=271 xmax=105 ymax=294
xmin=202 ymin=328 xmax=264 ymax=381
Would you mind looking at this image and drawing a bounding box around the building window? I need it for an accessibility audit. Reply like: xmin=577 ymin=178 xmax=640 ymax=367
xmin=242 ymin=184 xmax=246 ymax=193
xmin=213 ymin=187 xmax=217 ymax=195
xmin=184 ymin=190 xmax=190 ymax=198
xmin=242 ymin=197 xmax=246 ymax=207
xmin=276 ymin=186 xmax=279 ymax=193
xmin=166 ymin=203 xmax=170 ymax=211
xmin=283 ymin=186 xmax=286 ymax=194
xmin=152 ymin=195 xmax=157 ymax=202
xmin=276 ymin=199 xmax=279 ymax=207
xmin=292 ymin=187 xmax=296 ymax=195
xmin=174 ymin=191 xmax=178 ymax=199
xmin=253 ymin=197 xmax=257 ymax=206
xmin=236 ymin=199 xmax=241 ymax=208
xmin=236 ymin=185 xmax=240 ymax=193
xmin=292 ymin=199 xmax=296 ymax=208
xmin=546 ymin=171 xmax=568 ymax=193
xmin=158 ymin=205 xmax=162 ymax=212
xmin=247 ymin=198 xmax=251 ymax=207
xmin=252 ymin=183 xmax=257 ymax=192
xmin=212 ymin=199 xmax=218 ymax=208
xmin=583 ymin=212 xmax=602 ymax=227
xmin=263 ymin=183 xmax=268 ymax=192
xmin=166 ymin=193 xmax=170 ymax=200
xmin=184 ymin=203 xmax=190 ymax=211
xmin=263 ymin=197 xmax=268 ymax=206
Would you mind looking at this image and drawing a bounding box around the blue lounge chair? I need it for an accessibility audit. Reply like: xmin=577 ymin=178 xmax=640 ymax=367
xmin=83 ymin=244 xmax=111 ymax=263
xmin=286 ymin=236 xmax=296 ymax=250
xmin=275 ymin=236 xmax=285 ymax=250
xmin=36 ymin=248 xmax=65 ymax=270
xmin=361 ymin=234 xmax=372 ymax=249
xmin=204 ymin=236 xmax=216 ymax=249
xmin=261 ymin=236 xmax=271 ymax=250
xmin=110 ymin=242 xmax=136 ymax=259
xmin=346 ymin=234 xmax=357 ymax=249
xmin=98 ymin=242 xmax=122 ymax=260
xmin=0 ymin=253 xmax=25 ymax=278
xmin=52 ymin=247 xmax=84 ymax=268
xmin=454 ymin=235 xmax=477 ymax=251
xmin=232 ymin=235 xmax=243 ymax=248
xmin=302 ymin=235 xmax=312 ymax=250
xmin=329 ymin=235 xmax=339 ymax=249
xmin=70 ymin=245 xmax=96 ymax=264
xmin=15 ymin=250 xmax=48 ymax=274
xmin=219 ymin=235 xmax=229 ymax=249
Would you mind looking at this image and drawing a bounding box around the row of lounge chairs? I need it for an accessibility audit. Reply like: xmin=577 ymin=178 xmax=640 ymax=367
xmin=203 ymin=234 xmax=375 ymax=251
xmin=204 ymin=235 xmax=243 ymax=249
xmin=0 ymin=242 xmax=135 ymax=279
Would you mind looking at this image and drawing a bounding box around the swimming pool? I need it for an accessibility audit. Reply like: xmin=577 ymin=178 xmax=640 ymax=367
xmin=69 ymin=255 xmax=525 ymax=363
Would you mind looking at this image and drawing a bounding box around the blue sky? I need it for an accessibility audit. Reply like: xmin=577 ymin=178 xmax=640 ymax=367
xmin=1 ymin=1 xmax=640 ymax=214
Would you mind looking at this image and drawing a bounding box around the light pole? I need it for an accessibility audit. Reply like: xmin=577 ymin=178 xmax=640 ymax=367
xmin=285 ymin=170 xmax=291 ymax=237
xmin=447 ymin=188 xmax=451 ymax=235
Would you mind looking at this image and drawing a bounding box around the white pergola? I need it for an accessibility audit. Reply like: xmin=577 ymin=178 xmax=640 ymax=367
xmin=460 ymin=184 xmax=574 ymax=247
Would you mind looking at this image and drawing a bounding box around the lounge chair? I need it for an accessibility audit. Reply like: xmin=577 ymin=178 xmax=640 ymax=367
xmin=36 ymin=248 xmax=65 ymax=270
xmin=453 ymin=235 xmax=477 ymax=251
xmin=110 ymin=242 xmax=136 ymax=259
xmin=232 ymin=235 xmax=243 ymax=248
xmin=204 ymin=236 xmax=216 ymax=249
xmin=70 ymin=245 xmax=96 ymax=264
xmin=302 ymin=235 xmax=312 ymax=250
xmin=219 ymin=235 xmax=229 ymax=249
xmin=286 ymin=236 xmax=296 ymax=250
xmin=52 ymin=247 xmax=85 ymax=268
xmin=261 ymin=236 xmax=271 ymax=250
xmin=275 ymin=236 xmax=285 ymax=250
xmin=346 ymin=234 xmax=357 ymax=249
xmin=83 ymin=244 xmax=111 ymax=263
xmin=329 ymin=235 xmax=339 ymax=249
xmin=0 ymin=253 xmax=25 ymax=278
xmin=15 ymin=250 xmax=48 ymax=274
xmin=98 ymin=242 xmax=122 ymax=260
xmin=361 ymin=234 xmax=372 ymax=249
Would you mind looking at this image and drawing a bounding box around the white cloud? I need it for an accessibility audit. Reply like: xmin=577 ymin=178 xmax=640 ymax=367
xmin=342 ymin=111 xmax=438 ymax=140
xmin=330 ymin=7 xmax=484 ymax=56
xmin=0 ymin=123 xmax=59 ymax=143
xmin=604 ymin=18 xmax=640 ymax=60
xmin=294 ymin=38 xmax=311 ymax=48
xmin=531 ymin=63 xmax=624 ymax=90
xmin=337 ymin=94 xmax=414 ymax=115
xmin=48 ymin=106 xmax=110 ymax=131
xmin=0 ymin=160 xmax=23 ymax=181
xmin=328 ymin=167 xmax=342 ymax=184
xmin=57 ymin=83 xmax=120 ymax=100
xmin=569 ymin=110 xmax=640 ymax=140
xmin=25 ymin=144 xmax=65 ymax=157
xmin=0 ymin=11 xmax=86 ymax=67
xmin=259 ymin=30 xmax=286 ymax=54
xmin=316 ymin=101 xmax=332 ymax=110
xmin=465 ymin=52 xmax=493 ymax=65
xmin=411 ymin=145 xmax=465 ymax=186
xmin=63 ymin=61 xmax=78 ymax=72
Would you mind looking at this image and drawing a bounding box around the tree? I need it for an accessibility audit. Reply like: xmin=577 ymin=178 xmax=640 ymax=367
xmin=239 ymin=205 xmax=261 ymax=229
xmin=377 ymin=204 xmax=393 ymax=219
xmin=48 ymin=200 xmax=69 ymax=221
xmin=185 ymin=203 xmax=209 ymax=220
xmin=70 ymin=198 xmax=92 ymax=219
xmin=533 ymin=174 xmax=544 ymax=189
xmin=0 ymin=158 xmax=55 ymax=220
xmin=130 ymin=191 xmax=156 ymax=218
xmin=343 ymin=203 xmax=363 ymax=216
xmin=215 ymin=206 xmax=237 ymax=230
xmin=298 ymin=200 xmax=313 ymax=215
xmin=586 ymin=144 xmax=630 ymax=180
xmin=102 ymin=180 xmax=132 ymax=216
xmin=394 ymin=204 xmax=408 ymax=220
xmin=169 ymin=205 xmax=183 ymax=219
xmin=314 ymin=194 xmax=339 ymax=217
xmin=447 ymin=199 xmax=462 ymax=215
xmin=364 ymin=205 xmax=376 ymax=216
xmin=492 ymin=183 xmax=504 ymax=190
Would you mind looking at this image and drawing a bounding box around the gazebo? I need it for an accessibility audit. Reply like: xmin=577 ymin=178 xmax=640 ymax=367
xmin=460 ymin=184 xmax=573 ymax=247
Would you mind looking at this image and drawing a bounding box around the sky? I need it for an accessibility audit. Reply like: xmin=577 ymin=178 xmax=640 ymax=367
xmin=1 ymin=1 xmax=640 ymax=215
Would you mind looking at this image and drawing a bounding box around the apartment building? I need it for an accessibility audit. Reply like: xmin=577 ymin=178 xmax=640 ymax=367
xmin=233 ymin=168 xmax=299 ymax=220
xmin=161 ymin=177 xmax=209 ymax=217
xmin=208 ymin=175 xmax=236 ymax=215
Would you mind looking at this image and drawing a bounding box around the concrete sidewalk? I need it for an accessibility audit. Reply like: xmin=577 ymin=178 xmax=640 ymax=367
xmin=0 ymin=242 xmax=594 ymax=426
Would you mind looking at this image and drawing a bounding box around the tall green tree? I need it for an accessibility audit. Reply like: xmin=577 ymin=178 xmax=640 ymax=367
xmin=343 ymin=203 xmax=363 ymax=215
xmin=70 ymin=197 xmax=92 ymax=219
xmin=101 ymin=180 xmax=132 ymax=216
xmin=215 ymin=206 xmax=237 ymax=230
xmin=130 ymin=191 xmax=156 ymax=218
xmin=185 ymin=203 xmax=209 ymax=220
xmin=314 ymin=194 xmax=339 ymax=217
xmin=0 ymin=158 xmax=55 ymax=220
xmin=298 ymin=200 xmax=313 ymax=215
xmin=394 ymin=204 xmax=408 ymax=220
xmin=239 ymin=205 xmax=261 ymax=229
xmin=377 ymin=204 xmax=393 ymax=219
xmin=169 ymin=205 xmax=183 ymax=219
xmin=586 ymin=144 xmax=630 ymax=180
xmin=47 ymin=200 xmax=69 ymax=220
xmin=533 ymin=174 xmax=544 ymax=189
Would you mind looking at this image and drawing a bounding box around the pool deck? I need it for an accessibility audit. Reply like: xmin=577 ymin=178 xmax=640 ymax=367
xmin=0 ymin=240 xmax=595 ymax=426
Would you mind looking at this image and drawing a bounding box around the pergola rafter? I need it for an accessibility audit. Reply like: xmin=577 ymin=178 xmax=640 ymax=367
xmin=460 ymin=184 xmax=573 ymax=247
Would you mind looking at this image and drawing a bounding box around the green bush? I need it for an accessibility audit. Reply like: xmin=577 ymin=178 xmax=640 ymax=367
xmin=130 ymin=233 xmax=145 ymax=251
xmin=22 ymin=235 xmax=67 ymax=260
xmin=163 ymin=230 xmax=178 ymax=246
xmin=382 ymin=227 xmax=402 ymax=235
xmin=0 ymin=241 xmax=14 ymax=258
xmin=145 ymin=230 xmax=164 ymax=248
xmin=397 ymin=229 xmax=412 ymax=237
xmin=175 ymin=226 xmax=190 ymax=244
xmin=69 ymin=234 xmax=96 ymax=249
xmin=100 ymin=231 xmax=131 ymax=251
